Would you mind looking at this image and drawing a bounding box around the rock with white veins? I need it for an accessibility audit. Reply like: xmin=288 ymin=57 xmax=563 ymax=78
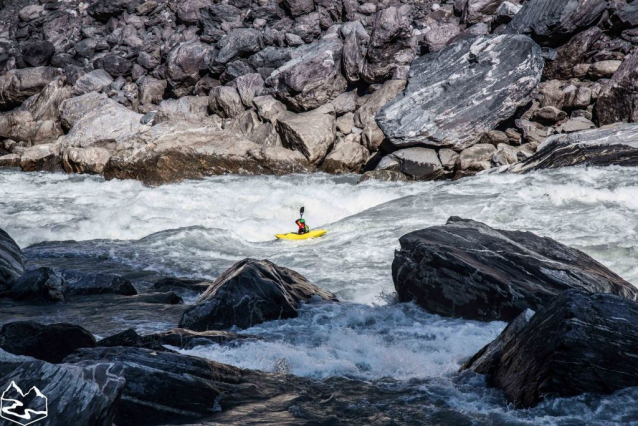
xmin=377 ymin=35 xmax=544 ymax=152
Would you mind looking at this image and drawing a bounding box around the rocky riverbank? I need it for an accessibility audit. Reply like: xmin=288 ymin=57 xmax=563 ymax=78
xmin=2 ymin=0 xmax=638 ymax=184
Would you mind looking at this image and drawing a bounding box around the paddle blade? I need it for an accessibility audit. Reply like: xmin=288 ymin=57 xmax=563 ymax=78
xmin=300 ymin=206 xmax=305 ymax=216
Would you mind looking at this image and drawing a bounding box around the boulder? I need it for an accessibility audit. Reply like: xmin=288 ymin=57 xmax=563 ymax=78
xmin=377 ymin=147 xmax=444 ymax=180
xmin=509 ymin=124 xmax=638 ymax=173
xmin=6 ymin=267 xmax=66 ymax=302
xmin=359 ymin=170 xmax=409 ymax=183
xmin=138 ymin=76 xmax=167 ymax=105
xmin=177 ymin=0 xmax=209 ymax=24
xmin=354 ymin=79 xmax=406 ymax=151
xmin=282 ymin=0 xmax=315 ymax=17
xmin=0 ymin=321 xmax=96 ymax=363
xmin=266 ymin=38 xmax=347 ymax=112
xmin=215 ymin=28 xmax=263 ymax=65
xmin=377 ymin=35 xmax=544 ymax=151
xmin=277 ymin=108 xmax=335 ymax=164
xmin=96 ymin=54 xmax=133 ymax=78
xmin=253 ymin=95 xmax=287 ymax=123
xmin=596 ymin=53 xmax=638 ymax=126
xmin=230 ymin=73 xmax=264 ymax=108
xmin=21 ymin=40 xmax=55 ymax=67
xmin=321 ymin=141 xmax=369 ymax=173
xmin=25 ymin=77 xmax=72 ymax=122
xmin=20 ymin=144 xmax=62 ymax=172
xmin=0 ymin=154 xmax=20 ymax=168
xmin=423 ymin=22 xmax=462 ymax=53
xmin=156 ymin=96 xmax=211 ymax=124
xmin=361 ymin=5 xmax=415 ymax=83
xmin=461 ymin=0 xmax=510 ymax=25
xmin=543 ymin=27 xmax=604 ymax=80
xmin=557 ymin=117 xmax=596 ymax=133
xmin=505 ymin=0 xmax=607 ymax=46
xmin=166 ymin=40 xmax=209 ymax=97
xmin=0 ymin=67 xmax=62 ymax=110
xmin=589 ymin=60 xmax=622 ymax=80
xmin=0 ymin=110 xmax=63 ymax=145
xmin=0 ymin=350 xmax=125 ymax=426
xmin=454 ymin=144 xmax=496 ymax=178
xmin=492 ymin=143 xmax=519 ymax=166
xmin=209 ymin=86 xmax=244 ymax=119
xmin=392 ymin=217 xmax=638 ymax=321
xmin=98 ymin=327 xmax=256 ymax=351
xmin=179 ymin=259 xmax=336 ymax=331
xmin=60 ymin=270 xmax=137 ymax=297
xmin=72 ymin=70 xmax=114 ymax=96
xmin=62 ymin=147 xmax=111 ymax=175
xmin=59 ymin=92 xmax=109 ymax=130
xmin=464 ymin=290 xmax=638 ymax=408
xmin=0 ymin=228 xmax=26 ymax=290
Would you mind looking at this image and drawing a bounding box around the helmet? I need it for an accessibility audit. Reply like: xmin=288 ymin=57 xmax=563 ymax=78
xmin=299 ymin=219 xmax=305 ymax=223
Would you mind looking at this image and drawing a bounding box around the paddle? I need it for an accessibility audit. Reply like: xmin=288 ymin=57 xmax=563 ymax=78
xmin=300 ymin=206 xmax=304 ymax=218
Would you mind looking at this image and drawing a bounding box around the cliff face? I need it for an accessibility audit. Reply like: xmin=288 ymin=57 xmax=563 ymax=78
xmin=0 ymin=0 xmax=637 ymax=184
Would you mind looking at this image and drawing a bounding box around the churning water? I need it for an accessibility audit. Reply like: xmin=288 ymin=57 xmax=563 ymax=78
xmin=3 ymin=167 xmax=638 ymax=424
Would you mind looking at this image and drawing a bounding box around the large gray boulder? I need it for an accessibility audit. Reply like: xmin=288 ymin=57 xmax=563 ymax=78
xmin=463 ymin=290 xmax=638 ymax=408
xmin=376 ymin=147 xmax=444 ymax=180
xmin=393 ymin=217 xmax=638 ymax=321
xmin=0 ymin=67 xmax=62 ymax=110
xmin=179 ymin=259 xmax=336 ymax=331
xmin=509 ymin=124 xmax=638 ymax=173
xmin=505 ymin=0 xmax=607 ymax=46
xmin=59 ymin=92 xmax=110 ymax=130
xmin=377 ymin=35 xmax=544 ymax=151
xmin=277 ymin=108 xmax=335 ymax=164
xmin=266 ymin=37 xmax=347 ymax=112
xmin=354 ymin=79 xmax=406 ymax=151
xmin=596 ymin=52 xmax=638 ymax=126
xmin=321 ymin=141 xmax=369 ymax=173
xmin=72 ymin=69 xmax=113 ymax=96
xmin=0 ymin=228 xmax=26 ymax=290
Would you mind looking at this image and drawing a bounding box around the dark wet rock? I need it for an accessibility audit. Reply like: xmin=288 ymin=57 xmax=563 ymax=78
xmin=0 ymin=321 xmax=96 ymax=363
xmin=95 ymin=54 xmax=133 ymax=78
xmin=72 ymin=70 xmax=114 ymax=96
xmin=0 ymin=67 xmax=62 ymax=110
xmin=596 ymin=52 xmax=638 ymax=126
xmin=0 ymin=229 xmax=26 ymax=290
xmin=505 ymin=0 xmax=607 ymax=46
xmin=0 ymin=349 xmax=125 ymax=426
xmin=98 ymin=327 xmax=256 ymax=351
xmin=131 ymin=292 xmax=182 ymax=304
xmin=166 ymin=40 xmax=209 ymax=97
xmin=6 ymin=267 xmax=66 ymax=302
xmin=215 ymin=28 xmax=263 ymax=65
xmin=152 ymin=277 xmax=212 ymax=294
xmin=362 ymin=5 xmax=415 ymax=83
xmin=543 ymin=27 xmax=603 ymax=80
xmin=179 ymin=259 xmax=336 ymax=331
xmin=20 ymin=40 xmax=55 ymax=67
xmin=88 ymin=0 xmax=131 ymax=22
xmin=464 ymin=290 xmax=638 ymax=408
xmin=266 ymin=37 xmax=347 ymax=112
xmin=392 ymin=217 xmax=638 ymax=321
xmin=61 ymin=271 xmax=137 ymax=297
xmin=509 ymin=124 xmax=638 ymax=173
xmin=377 ymin=35 xmax=544 ymax=152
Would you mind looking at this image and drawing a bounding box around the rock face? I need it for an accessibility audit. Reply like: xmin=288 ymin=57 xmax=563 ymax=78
xmin=377 ymin=35 xmax=544 ymax=151
xmin=505 ymin=0 xmax=607 ymax=46
xmin=392 ymin=217 xmax=638 ymax=321
xmin=0 ymin=350 xmax=125 ymax=426
xmin=180 ymin=259 xmax=336 ymax=331
xmin=509 ymin=124 xmax=638 ymax=173
xmin=0 ymin=228 xmax=26 ymax=290
xmin=464 ymin=290 xmax=638 ymax=408
xmin=0 ymin=321 xmax=96 ymax=363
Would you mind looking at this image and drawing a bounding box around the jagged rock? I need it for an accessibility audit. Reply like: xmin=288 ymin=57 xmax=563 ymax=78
xmin=0 ymin=229 xmax=25 ymax=290
xmin=336 ymin=113 xmax=355 ymax=134
xmin=62 ymin=147 xmax=111 ymax=175
xmin=354 ymin=79 xmax=406 ymax=151
xmin=179 ymin=259 xmax=336 ymax=331
xmin=0 ymin=67 xmax=62 ymax=110
xmin=0 ymin=349 xmax=125 ymax=426
xmin=59 ymin=92 xmax=109 ymax=130
xmin=177 ymin=0 xmax=209 ymax=24
xmin=543 ymin=27 xmax=603 ymax=80
xmin=515 ymin=118 xmax=554 ymax=144
xmin=282 ymin=0 xmax=315 ymax=17
xmin=166 ymin=40 xmax=209 ymax=97
xmin=277 ymin=108 xmax=335 ymax=163
xmin=509 ymin=124 xmax=638 ymax=173
xmin=461 ymin=0 xmax=510 ymax=25
xmin=480 ymin=130 xmax=509 ymax=146
xmin=454 ymin=144 xmax=496 ymax=178
xmin=25 ymin=77 xmax=72 ymax=122
xmin=98 ymin=327 xmax=256 ymax=351
xmin=21 ymin=40 xmax=55 ymax=67
xmin=104 ymin=122 xmax=310 ymax=185
xmin=596 ymin=52 xmax=638 ymax=125
xmin=6 ymin=267 xmax=66 ymax=302
xmin=505 ymin=0 xmax=607 ymax=46
xmin=87 ymin=0 xmax=130 ymax=22
xmin=495 ymin=1 xmax=522 ymax=24
xmin=392 ymin=217 xmax=638 ymax=321
xmin=72 ymin=70 xmax=114 ymax=96
xmin=589 ymin=60 xmax=622 ymax=80
xmin=253 ymin=95 xmax=287 ymax=123
xmin=0 ymin=109 xmax=63 ymax=145
xmin=359 ymin=169 xmax=409 ymax=183
xmin=321 ymin=141 xmax=369 ymax=173
xmin=362 ymin=5 xmax=415 ymax=83
xmin=20 ymin=144 xmax=62 ymax=172
xmin=331 ymin=91 xmax=358 ymax=115
xmin=230 ymin=73 xmax=264 ymax=108
xmin=209 ymin=86 xmax=245 ymax=119
xmin=266 ymin=38 xmax=347 ymax=112
xmin=492 ymin=143 xmax=519 ymax=166
xmin=215 ymin=28 xmax=263 ymax=65
xmin=377 ymin=35 xmax=544 ymax=152
xmin=531 ymin=106 xmax=567 ymax=125
xmin=0 ymin=154 xmax=20 ymax=167
xmin=557 ymin=117 xmax=596 ymax=133
xmin=96 ymin=54 xmax=133 ymax=78
xmin=155 ymin=96 xmax=211 ymax=124
xmin=464 ymin=291 xmax=638 ymax=408
xmin=60 ymin=270 xmax=137 ymax=296
xmin=378 ymin=147 xmax=444 ymax=180
xmin=138 ymin=76 xmax=167 ymax=105
xmin=0 ymin=321 xmax=96 ymax=363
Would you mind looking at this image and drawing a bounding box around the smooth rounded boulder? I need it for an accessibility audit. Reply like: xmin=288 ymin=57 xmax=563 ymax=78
xmin=393 ymin=217 xmax=638 ymax=321
xmin=179 ymin=258 xmax=337 ymax=331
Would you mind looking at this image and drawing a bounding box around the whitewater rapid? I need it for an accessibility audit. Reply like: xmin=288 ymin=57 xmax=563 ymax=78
xmin=3 ymin=167 xmax=638 ymax=424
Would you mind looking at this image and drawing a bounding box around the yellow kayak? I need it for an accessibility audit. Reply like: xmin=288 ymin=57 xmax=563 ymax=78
xmin=275 ymin=230 xmax=327 ymax=240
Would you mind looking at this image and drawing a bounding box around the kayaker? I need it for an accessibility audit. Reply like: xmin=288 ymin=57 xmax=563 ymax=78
xmin=295 ymin=217 xmax=309 ymax=235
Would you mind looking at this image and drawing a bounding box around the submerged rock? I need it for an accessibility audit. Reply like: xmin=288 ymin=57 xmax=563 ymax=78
xmin=377 ymin=35 xmax=544 ymax=151
xmin=179 ymin=259 xmax=336 ymax=331
xmin=0 ymin=228 xmax=26 ymax=290
xmin=464 ymin=290 xmax=638 ymax=408
xmin=509 ymin=124 xmax=638 ymax=173
xmin=0 ymin=321 xmax=96 ymax=363
xmin=6 ymin=267 xmax=66 ymax=302
xmin=392 ymin=217 xmax=638 ymax=321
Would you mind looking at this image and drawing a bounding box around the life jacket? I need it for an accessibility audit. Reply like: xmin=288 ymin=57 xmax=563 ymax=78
xmin=296 ymin=219 xmax=309 ymax=233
